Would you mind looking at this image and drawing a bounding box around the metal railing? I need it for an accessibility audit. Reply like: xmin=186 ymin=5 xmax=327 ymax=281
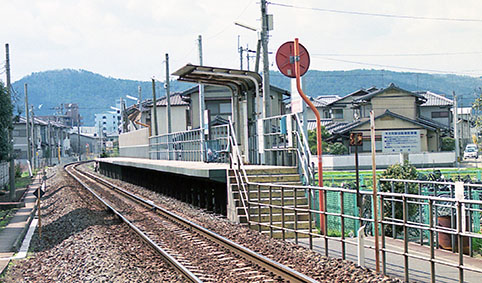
xmin=148 ymin=125 xmax=229 ymax=163
xmin=242 ymin=179 xmax=482 ymax=283
xmin=293 ymin=114 xmax=315 ymax=185
xmin=226 ymin=120 xmax=250 ymax=223
xmin=0 ymin=161 xmax=9 ymax=189
xmin=261 ymin=114 xmax=297 ymax=166
xmin=260 ymin=113 xmax=314 ymax=185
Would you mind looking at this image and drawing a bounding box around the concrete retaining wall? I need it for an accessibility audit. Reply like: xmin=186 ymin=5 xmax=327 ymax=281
xmin=314 ymin=151 xmax=456 ymax=170
xmin=119 ymin=128 xmax=149 ymax=158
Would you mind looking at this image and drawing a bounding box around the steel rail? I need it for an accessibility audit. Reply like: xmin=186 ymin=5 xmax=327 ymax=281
xmin=74 ymin=162 xmax=318 ymax=283
xmin=64 ymin=163 xmax=202 ymax=283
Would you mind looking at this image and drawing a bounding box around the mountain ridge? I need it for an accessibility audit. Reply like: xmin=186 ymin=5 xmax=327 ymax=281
xmin=11 ymin=68 xmax=481 ymax=125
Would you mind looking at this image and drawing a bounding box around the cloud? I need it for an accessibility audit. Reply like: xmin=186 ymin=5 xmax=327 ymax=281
xmin=1 ymin=0 xmax=482 ymax=82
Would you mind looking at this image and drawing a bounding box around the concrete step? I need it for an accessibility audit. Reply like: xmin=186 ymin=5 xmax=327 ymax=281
xmin=233 ymin=198 xmax=308 ymax=207
xmin=244 ymin=213 xmax=312 ymax=222
xmin=232 ymin=190 xmax=307 ymax=199
xmin=242 ymin=167 xmax=299 ymax=175
xmin=247 ymin=174 xmax=301 ymax=183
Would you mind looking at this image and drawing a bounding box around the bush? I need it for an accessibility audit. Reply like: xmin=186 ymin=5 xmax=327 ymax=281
xmin=14 ymin=163 xmax=22 ymax=178
xmin=379 ymin=160 xmax=419 ymax=237
xmin=441 ymin=137 xmax=455 ymax=151
xmin=327 ymin=142 xmax=348 ymax=155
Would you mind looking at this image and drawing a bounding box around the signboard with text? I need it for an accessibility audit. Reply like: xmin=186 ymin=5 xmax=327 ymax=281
xmin=382 ymin=130 xmax=421 ymax=153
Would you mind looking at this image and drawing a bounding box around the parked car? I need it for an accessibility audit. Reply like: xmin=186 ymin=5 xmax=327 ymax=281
xmin=464 ymin=144 xmax=479 ymax=159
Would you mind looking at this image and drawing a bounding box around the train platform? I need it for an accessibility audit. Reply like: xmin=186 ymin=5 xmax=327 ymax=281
xmin=97 ymin=157 xmax=293 ymax=183
xmin=0 ymin=175 xmax=40 ymax=275
xmin=98 ymin=157 xmax=230 ymax=183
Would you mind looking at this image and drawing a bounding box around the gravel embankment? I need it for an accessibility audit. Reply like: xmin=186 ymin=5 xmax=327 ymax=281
xmin=82 ymin=163 xmax=400 ymax=282
xmin=2 ymin=166 xmax=185 ymax=282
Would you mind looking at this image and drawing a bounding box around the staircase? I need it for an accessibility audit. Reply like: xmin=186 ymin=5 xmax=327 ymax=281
xmin=227 ymin=166 xmax=315 ymax=239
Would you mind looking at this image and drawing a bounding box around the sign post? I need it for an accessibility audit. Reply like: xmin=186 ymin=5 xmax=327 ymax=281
xmin=350 ymin=133 xmax=363 ymax=215
xmin=275 ymin=39 xmax=326 ymax=235
xmin=370 ymin=111 xmax=380 ymax=273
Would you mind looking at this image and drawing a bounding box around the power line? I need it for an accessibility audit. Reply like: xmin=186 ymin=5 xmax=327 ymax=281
xmin=313 ymin=56 xmax=481 ymax=76
xmin=311 ymin=51 xmax=482 ymax=57
xmin=267 ymin=1 xmax=482 ymax=23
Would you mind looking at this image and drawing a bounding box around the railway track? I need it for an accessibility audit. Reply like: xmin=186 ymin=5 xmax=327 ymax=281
xmin=65 ymin=162 xmax=318 ymax=283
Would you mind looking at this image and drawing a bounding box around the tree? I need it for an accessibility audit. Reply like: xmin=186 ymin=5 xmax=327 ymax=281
xmin=473 ymin=88 xmax=482 ymax=137
xmin=327 ymin=142 xmax=348 ymax=155
xmin=0 ymin=82 xmax=13 ymax=161
xmin=379 ymin=161 xmax=419 ymax=237
xmin=441 ymin=137 xmax=455 ymax=151
xmin=308 ymin=127 xmax=330 ymax=155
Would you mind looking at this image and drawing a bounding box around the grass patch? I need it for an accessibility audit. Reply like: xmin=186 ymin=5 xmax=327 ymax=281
xmin=0 ymin=209 xmax=15 ymax=231
xmin=14 ymin=176 xmax=32 ymax=189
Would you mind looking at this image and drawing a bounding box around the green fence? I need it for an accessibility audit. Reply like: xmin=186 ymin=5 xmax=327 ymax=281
xmin=309 ymin=189 xmax=362 ymax=237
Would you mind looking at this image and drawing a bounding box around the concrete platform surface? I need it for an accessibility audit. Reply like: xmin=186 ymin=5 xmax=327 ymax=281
xmin=98 ymin=157 xmax=297 ymax=183
xmin=0 ymin=175 xmax=39 ymax=275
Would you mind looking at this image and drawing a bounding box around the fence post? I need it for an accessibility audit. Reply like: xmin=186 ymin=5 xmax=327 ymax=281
xmin=357 ymin=225 xmax=365 ymax=267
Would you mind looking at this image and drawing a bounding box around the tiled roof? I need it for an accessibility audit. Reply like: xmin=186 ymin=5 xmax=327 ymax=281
xmin=146 ymin=93 xmax=189 ymax=107
xmin=306 ymin=119 xmax=348 ymax=132
xmin=354 ymin=83 xmax=425 ymax=103
xmin=418 ymin=91 xmax=453 ymax=107
xmin=315 ymin=95 xmax=340 ymax=106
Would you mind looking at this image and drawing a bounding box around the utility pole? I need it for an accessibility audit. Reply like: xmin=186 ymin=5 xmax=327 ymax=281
xmin=453 ymin=91 xmax=460 ymax=164
xmin=5 ymin=44 xmax=15 ymax=200
xmin=77 ymin=114 xmax=81 ymax=161
xmin=48 ymin=121 xmax=52 ymax=165
xmin=151 ymin=79 xmax=158 ymax=136
xmin=260 ymin=0 xmax=271 ymax=118
xmin=238 ymin=35 xmax=243 ymax=70
xmin=165 ymin=53 xmax=172 ymax=134
xmin=31 ymin=105 xmax=35 ymax=170
xmin=246 ymin=44 xmax=250 ymax=71
xmin=198 ymin=35 xmax=205 ymax=162
xmin=24 ymin=84 xmax=31 ymax=169
xmin=138 ymin=86 xmax=142 ymax=111
xmin=138 ymin=86 xmax=142 ymax=104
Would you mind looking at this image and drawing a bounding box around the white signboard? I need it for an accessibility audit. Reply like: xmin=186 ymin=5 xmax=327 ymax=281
xmin=291 ymin=79 xmax=303 ymax=114
xmin=382 ymin=130 xmax=421 ymax=153
xmin=258 ymin=119 xmax=264 ymax=154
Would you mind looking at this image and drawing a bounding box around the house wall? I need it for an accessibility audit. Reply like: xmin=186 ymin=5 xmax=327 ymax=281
xmin=119 ymin=128 xmax=149 ymax=158
xmin=353 ymin=117 xmax=432 ymax=152
xmin=370 ymin=90 xmax=417 ymax=119
xmin=153 ymin=105 xmax=188 ymax=135
xmin=420 ymin=106 xmax=451 ymax=126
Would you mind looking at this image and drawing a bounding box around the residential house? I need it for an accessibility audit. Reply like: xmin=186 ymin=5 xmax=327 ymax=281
xmin=323 ymin=84 xmax=453 ymax=153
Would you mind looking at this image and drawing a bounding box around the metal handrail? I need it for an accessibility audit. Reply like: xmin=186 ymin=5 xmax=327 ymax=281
xmin=293 ymin=113 xmax=314 ymax=185
xmin=227 ymin=120 xmax=250 ymax=222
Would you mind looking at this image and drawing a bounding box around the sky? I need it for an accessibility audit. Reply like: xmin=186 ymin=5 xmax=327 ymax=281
xmin=1 ymin=0 xmax=482 ymax=82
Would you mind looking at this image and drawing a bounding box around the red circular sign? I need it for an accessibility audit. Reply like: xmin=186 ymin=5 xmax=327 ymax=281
xmin=275 ymin=41 xmax=310 ymax=78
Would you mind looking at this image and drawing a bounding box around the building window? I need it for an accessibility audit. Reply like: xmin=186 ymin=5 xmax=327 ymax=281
xmin=333 ymin=109 xmax=344 ymax=119
xmin=219 ymin=103 xmax=231 ymax=114
xmin=432 ymin=111 xmax=449 ymax=118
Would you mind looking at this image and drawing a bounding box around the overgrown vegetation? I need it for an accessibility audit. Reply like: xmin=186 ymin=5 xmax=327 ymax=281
xmin=308 ymin=129 xmax=348 ymax=155
xmin=0 ymin=82 xmax=13 ymax=161
xmin=441 ymin=137 xmax=455 ymax=151
xmin=379 ymin=161 xmax=419 ymax=237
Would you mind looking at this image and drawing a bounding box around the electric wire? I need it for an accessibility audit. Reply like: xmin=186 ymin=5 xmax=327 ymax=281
xmin=267 ymin=1 xmax=482 ymax=23
xmin=312 ymin=56 xmax=481 ymax=76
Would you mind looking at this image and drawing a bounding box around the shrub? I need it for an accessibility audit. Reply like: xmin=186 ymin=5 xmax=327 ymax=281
xmin=327 ymin=142 xmax=348 ymax=155
xmin=379 ymin=160 xmax=419 ymax=237
xmin=441 ymin=137 xmax=455 ymax=151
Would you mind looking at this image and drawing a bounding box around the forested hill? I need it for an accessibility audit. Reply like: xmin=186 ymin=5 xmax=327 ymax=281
xmin=11 ymin=69 xmax=482 ymax=126
xmin=11 ymin=69 xmax=193 ymax=126
xmin=271 ymin=69 xmax=482 ymax=107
